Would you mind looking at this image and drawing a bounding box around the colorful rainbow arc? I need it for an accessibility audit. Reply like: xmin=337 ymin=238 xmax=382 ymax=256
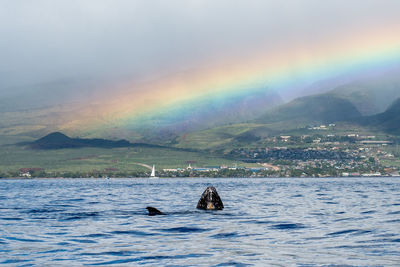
xmin=59 ymin=28 xmax=400 ymax=133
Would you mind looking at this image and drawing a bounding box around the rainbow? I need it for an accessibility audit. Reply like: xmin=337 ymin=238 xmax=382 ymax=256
xmin=60 ymin=27 xmax=400 ymax=135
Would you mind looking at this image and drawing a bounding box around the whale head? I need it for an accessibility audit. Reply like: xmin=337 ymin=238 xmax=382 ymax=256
xmin=196 ymin=186 xmax=224 ymax=210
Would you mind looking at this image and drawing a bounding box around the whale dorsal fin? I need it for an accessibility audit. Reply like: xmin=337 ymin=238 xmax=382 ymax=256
xmin=146 ymin=206 xmax=164 ymax=216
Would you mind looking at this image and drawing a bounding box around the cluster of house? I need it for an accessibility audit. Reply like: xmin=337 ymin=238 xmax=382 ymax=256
xmin=280 ymin=133 xmax=393 ymax=146
xmin=163 ymin=164 xmax=268 ymax=173
xmin=341 ymin=172 xmax=381 ymax=177
xmin=307 ymin=124 xmax=336 ymax=130
xmin=19 ymin=168 xmax=44 ymax=178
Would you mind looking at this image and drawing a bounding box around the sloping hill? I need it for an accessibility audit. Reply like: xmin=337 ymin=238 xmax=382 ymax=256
xmin=256 ymin=94 xmax=362 ymax=125
xmin=138 ymin=90 xmax=283 ymax=134
xmin=26 ymin=132 xmax=166 ymax=149
xmin=28 ymin=132 xmax=131 ymax=149
xmin=361 ymin=98 xmax=400 ymax=135
xmin=175 ymin=93 xmax=400 ymax=150
xmin=176 ymin=123 xmax=271 ymax=149
xmin=328 ymin=73 xmax=400 ymax=115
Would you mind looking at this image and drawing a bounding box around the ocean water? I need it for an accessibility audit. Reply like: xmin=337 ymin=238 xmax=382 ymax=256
xmin=0 ymin=178 xmax=399 ymax=266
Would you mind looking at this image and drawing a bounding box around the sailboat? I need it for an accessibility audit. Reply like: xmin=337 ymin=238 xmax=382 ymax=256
xmin=149 ymin=165 xmax=159 ymax=179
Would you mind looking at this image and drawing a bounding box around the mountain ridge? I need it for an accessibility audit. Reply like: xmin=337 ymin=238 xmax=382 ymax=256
xmin=256 ymin=94 xmax=362 ymax=125
xmin=359 ymin=98 xmax=400 ymax=135
xmin=25 ymin=132 xmax=165 ymax=150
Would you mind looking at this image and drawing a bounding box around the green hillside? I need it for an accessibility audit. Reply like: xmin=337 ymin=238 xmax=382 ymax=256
xmin=0 ymin=135 xmax=238 ymax=174
xmin=256 ymin=94 xmax=361 ymax=125
xmin=361 ymin=98 xmax=400 ymax=135
xmin=328 ymin=74 xmax=400 ymax=115
xmin=175 ymin=123 xmax=271 ymax=150
xmin=176 ymin=92 xmax=400 ymax=151
xmin=27 ymin=132 xmax=166 ymax=149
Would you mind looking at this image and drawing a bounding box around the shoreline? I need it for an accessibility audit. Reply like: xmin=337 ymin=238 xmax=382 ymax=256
xmin=1 ymin=176 xmax=398 ymax=180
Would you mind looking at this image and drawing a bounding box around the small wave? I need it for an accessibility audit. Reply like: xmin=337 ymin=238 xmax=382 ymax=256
xmin=69 ymin=239 xmax=97 ymax=244
xmin=331 ymin=244 xmax=381 ymax=249
xmin=361 ymin=210 xmax=376 ymax=214
xmin=160 ymin=227 xmax=209 ymax=233
xmin=88 ymin=253 xmax=209 ymax=265
xmin=211 ymin=232 xmax=239 ymax=238
xmin=87 ymin=258 xmax=140 ymax=265
xmin=38 ymin=249 xmax=68 ymax=254
xmin=110 ymin=230 xmax=155 ymax=236
xmin=327 ymin=229 xmax=360 ymax=236
xmin=1 ymin=217 xmax=23 ymax=221
xmin=66 ymin=198 xmax=85 ymax=202
xmin=61 ymin=211 xmax=100 ymax=221
xmin=291 ymin=194 xmax=303 ymax=198
xmin=318 ymin=197 xmax=334 ymax=201
xmin=353 ymin=230 xmax=373 ymax=236
xmin=53 ymin=204 xmax=76 ymax=207
xmin=0 ymin=207 xmax=24 ymax=210
xmin=80 ymin=250 xmax=140 ymax=256
xmin=270 ymin=223 xmax=305 ymax=230
xmin=214 ymin=261 xmax=251 ymax=267
xmin=387 ymin=210 xmax=400 ymax=215
xmin=56 ymin=242 xmax=70 ymax=246
xmin=358 ymin=237 xmax=400 ymax=243
xmin=26 ymin=208 xmax=65 ymax=213
xmin=5 ymin=236 xmax=43 ymax=242
xmin=386 ymin=219 xmax=400 ymax=223
xmin=1 ymin=259 xmax=30 ymax=264
xmin=45 ymin=232 xmax=68 ymax=236
xmin=310 ymin=212 xmax=325 ymax=216
xmin=246 ymin=220 xmax=275 ymax=225
xmin=81 ymin=233 xmax=110 ymax=238
xmin=262 ymin=203 xmax=279 ymax=206
xmin=334 ymin=217 xmax=359 ymax=222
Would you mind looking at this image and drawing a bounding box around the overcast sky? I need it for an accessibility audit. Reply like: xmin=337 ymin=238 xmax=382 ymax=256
xmin=1 ymin=0 xmax=399 ymax=96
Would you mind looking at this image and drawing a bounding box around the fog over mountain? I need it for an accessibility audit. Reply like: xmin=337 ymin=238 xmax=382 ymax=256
xmin=1 ymin=1 xmax=400 ymax=139
xmin=1 ymin=0 xmax=400 ymax=99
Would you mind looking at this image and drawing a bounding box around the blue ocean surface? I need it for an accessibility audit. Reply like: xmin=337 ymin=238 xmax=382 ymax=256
xmin=0 ymin=177 xmax=399 ymax=266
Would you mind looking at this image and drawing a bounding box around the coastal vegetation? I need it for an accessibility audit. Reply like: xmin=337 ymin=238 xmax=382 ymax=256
xmin=1 ymin=79 xmax=400 ymax=178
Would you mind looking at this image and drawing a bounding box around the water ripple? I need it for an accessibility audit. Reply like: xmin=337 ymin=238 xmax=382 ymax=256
xmin=327 ymin=229 xmax=366 ymax=236
xmin=110 ymin=230 xmax=155 ymax=236
xmin=0 ymin=177 xmax=399 ymax=266
xmin=160 ymin=226 xmax=209 ymax=233
xmin=5 ymin=236 xmax=43 ymax=242
xmin=89 ymin=253 xmax=210 ymax=265
xmin=270 ymin=223 xmax=305 ymax=230
xmin=211 ymin=232 xmax=239 ymax=238
xmin=61 ymin=211 xmax=100 ymax=221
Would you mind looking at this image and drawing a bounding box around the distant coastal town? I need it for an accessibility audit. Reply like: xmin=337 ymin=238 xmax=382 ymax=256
xmin=5 ymin=126 xmax=399 ymax=179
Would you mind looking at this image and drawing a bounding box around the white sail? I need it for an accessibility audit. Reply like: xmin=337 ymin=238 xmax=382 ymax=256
xmin=149 ymin=165 xmax=158 ymax=178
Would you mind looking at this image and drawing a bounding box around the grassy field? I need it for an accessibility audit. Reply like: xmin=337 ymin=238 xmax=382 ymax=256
xmin=174 ymin=121 xmax=390 ymax=150
xmin=0 ymin=120 xmax=396 ymax=175
xmin=175 ymin=123 xmax=270 ymax=150
xmin=0 ymin=135 xmax=241 ymax=174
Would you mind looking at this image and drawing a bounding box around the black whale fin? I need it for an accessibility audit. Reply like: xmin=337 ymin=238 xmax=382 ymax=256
xmin=146 ymin=206 xmax=164 ymax=216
